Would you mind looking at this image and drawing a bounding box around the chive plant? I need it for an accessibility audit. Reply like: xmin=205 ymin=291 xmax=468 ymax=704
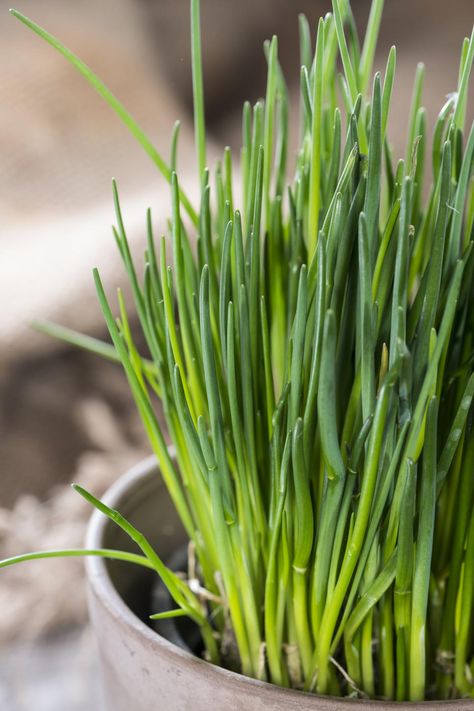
xmin=5 ymin=0 xmax=474 ymax=701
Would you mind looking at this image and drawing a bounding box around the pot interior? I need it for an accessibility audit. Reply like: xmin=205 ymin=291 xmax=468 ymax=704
xmin=99 ymin=463 xmax=187 ymax=629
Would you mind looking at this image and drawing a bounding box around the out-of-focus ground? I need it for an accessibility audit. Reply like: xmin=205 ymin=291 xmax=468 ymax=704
xmin=0 ymin=0 xmax=472 ymax=708
xmin=0 ymin=627 xmax=101 ymax=711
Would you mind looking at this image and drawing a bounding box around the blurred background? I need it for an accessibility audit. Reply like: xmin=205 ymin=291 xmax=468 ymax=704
xmin=1 ymin=0 xmax=472 ymax=708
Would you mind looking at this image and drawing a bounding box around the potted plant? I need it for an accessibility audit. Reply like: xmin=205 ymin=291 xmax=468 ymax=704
xmin=3 ymin=0 xmax=474 ymax=707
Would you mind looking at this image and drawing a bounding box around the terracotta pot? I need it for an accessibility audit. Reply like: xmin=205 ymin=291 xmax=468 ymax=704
xmin=86 ymin=457 xmax=474 ymax=711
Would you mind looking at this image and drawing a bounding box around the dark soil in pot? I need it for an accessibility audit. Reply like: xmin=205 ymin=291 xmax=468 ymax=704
xmin=149 ymin=546 xmax=203 ymax=656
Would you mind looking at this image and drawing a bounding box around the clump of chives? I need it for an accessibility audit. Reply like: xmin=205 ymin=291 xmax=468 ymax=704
xmin=6 ymin=0 xmax=474 ymax=701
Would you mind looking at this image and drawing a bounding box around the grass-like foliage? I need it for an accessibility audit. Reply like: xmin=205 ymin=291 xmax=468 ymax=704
xmin=6 ymin=0 xmax=474 ymax=701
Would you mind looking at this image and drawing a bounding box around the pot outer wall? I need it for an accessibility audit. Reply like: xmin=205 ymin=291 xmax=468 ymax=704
xmin=86 ymin=457 xmax=474 ymax=711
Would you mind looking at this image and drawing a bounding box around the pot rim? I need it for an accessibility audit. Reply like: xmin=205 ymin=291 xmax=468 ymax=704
xmin=85 ymin=455 xmax=473 ymax=709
